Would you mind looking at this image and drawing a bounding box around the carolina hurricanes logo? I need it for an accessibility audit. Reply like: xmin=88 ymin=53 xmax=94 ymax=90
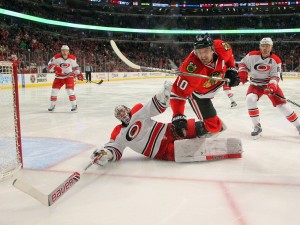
xmin=60 ymin=63 xmax=71 ymax=68
xmin=126 ymin=121 xmax=142 ymax=141
xmin=254 ymin=63 xmax=271 ymax=72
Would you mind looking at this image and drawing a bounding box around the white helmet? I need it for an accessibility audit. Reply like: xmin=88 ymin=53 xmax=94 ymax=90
xmin=260 ymin=37 xmax=273 ymax=46
xmin=61 ymin=45 xmax=70 ymax=50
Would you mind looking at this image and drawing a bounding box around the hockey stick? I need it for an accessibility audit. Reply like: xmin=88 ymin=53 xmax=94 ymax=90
xmin=110 ymin=40 xmax=230 ymax=82
xmin=251 ymin=82 xmax=300 ymax=108
xmin=12 ymin=151 xmax=106 ymax=206
xmin=84 ymin=79 xmax=103 ymax=85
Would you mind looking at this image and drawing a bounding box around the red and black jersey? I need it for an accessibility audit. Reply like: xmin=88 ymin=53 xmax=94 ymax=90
xmin=170 ymin=39 xmax=234 ymax=116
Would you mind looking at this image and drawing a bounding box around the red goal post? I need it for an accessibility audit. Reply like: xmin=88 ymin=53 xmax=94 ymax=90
xmin=0 ymin=60 xmax=23 ymax=181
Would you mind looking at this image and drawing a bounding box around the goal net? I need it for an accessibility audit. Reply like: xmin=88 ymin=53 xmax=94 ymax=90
xmin=0 ymin=61 xmax=22 ymax=181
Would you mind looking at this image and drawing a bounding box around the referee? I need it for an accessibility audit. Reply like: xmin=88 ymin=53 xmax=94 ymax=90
xmin=85 ymin=63 xmax=93 ymax=83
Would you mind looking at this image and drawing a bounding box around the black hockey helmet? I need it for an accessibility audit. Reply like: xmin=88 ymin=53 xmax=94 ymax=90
xmin=193 ymin=33 xmax=213 ymax=50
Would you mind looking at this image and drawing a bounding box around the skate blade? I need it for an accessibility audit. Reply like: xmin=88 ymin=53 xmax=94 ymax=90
xmin=252 ymin=133 xmax=262 ymax=140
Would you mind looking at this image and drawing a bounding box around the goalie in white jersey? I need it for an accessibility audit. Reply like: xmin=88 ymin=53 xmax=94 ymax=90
xmin=238 ymin=37 xmax=300 ymax=138
xmin=91 ymin=81 xmax=243 ymax=166
xmin=47 ymin=45 xmax=84 ymax=112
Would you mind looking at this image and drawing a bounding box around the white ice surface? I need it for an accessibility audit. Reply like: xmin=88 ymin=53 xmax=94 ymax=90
xmin=1 ymin=78 xmax=300 ymax=225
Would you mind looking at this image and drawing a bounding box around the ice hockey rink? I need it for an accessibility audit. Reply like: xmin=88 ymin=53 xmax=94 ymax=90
xmin=1 ymin=77 xmax=300 ymax=225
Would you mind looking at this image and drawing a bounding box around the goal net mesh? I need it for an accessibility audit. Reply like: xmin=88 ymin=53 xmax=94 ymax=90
xmin=0 ymin=61 xmax=22 ymax=181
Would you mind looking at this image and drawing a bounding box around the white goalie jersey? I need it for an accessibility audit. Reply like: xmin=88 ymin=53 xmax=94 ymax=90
xmin=104 ymin=96 xmax=168 ymax=161
xmin=238 ymin=50 xmax=282 ymax=85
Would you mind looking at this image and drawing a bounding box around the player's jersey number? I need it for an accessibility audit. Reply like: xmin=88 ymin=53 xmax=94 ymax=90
xmin=177 ymin=77 xmax=188 ymax=90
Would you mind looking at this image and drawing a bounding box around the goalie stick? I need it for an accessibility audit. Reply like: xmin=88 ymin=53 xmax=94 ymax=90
xmin=12 ymin=151 xmax=106 ymax=206
xmin=110 ymin=40 xmax=230 ymax=82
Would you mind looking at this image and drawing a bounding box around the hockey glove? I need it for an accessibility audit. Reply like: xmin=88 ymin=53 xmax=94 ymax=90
xmin=77 ymin=72 xmax=84 ymax=81
xmin=53 ymin=65 xmax=62 ymax=75
xmin=171 ymin=114 xmax=187 ymax=140
xmin=225 ymin=67 xmax=240 ymax=87
xmin=90 ymin=149 xmax=112 ymax=166
xmin=264 ymin=82 xmax=277 ymax=95
xmin=238 ymin=71 xmax=248 ymax=84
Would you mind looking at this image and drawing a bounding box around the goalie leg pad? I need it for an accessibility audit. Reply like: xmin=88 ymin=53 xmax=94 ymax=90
xmin=174 ymin=138 xmax=243 ymax=162
xmin=156 ymin=80 xmax=172 ymax=107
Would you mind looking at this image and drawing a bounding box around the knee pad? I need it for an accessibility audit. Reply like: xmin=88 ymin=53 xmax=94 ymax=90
xmin=246 ymin=93 xmax=258 ymax=109
xmin=66 ymin=88 xmax=75 ymax=96
xmin=51 ymin=88 xmax=59 ymax=97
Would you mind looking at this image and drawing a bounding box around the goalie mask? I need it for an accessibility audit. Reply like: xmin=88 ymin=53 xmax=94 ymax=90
xmin=114 ymin=105 xmax=131 ymax=126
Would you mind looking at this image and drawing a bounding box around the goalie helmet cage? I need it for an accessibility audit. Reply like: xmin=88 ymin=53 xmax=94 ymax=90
xmin=0 ymin=61 xmax=22 ymax=182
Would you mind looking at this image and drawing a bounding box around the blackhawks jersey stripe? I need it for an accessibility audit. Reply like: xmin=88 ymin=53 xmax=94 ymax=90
xmin=193 ymin=81 xmax=224 ymax=97
xmin=188 ymin=97 xmax=203 ymax=121
xmin=170 ymin=92 xmax=186 ymax=101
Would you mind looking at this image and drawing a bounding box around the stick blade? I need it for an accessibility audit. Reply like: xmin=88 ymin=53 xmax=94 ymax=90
xmin=48 ymin=172 xmax=81 ymax=206
xmin=13 ymin=179 xmax=49 ymax=206
xmin=110 ymin=40 xmax=141 ymax=70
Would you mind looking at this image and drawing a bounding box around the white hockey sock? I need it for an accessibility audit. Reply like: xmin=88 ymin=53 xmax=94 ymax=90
xmin=277 ymin=104 xmax=300 ymax=127
xmin=246 ymin=93 xmax=260 ymax=126
xmin=66 ymin=89 xmax=77 ymax=106
xmin=224 ymin=90 xmax=235 ymax=102
xmin=50 ymin=88 xmax=59 ymax=106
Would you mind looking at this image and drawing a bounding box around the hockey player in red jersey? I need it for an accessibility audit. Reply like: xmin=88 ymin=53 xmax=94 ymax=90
xmin=47 ymin=45 xmax=84 ymax=112
xmin=170 ymin=34 xmax=240 ymax=140
xmin=90 ymin=81 xmax=242 ymax=165
xmin=238 ymin=37 xmax=300 ymax=139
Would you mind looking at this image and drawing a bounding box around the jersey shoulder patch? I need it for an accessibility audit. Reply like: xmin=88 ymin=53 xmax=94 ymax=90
xmin=110 ymin=124 xmax=123 ymax=140
xmin=68 ymin=54 xmax=76 ymax=60
xmin=214 ymin=39 xmax=231 ymax=51
xmin=249 ymin=50 xmax=261 ymax=56
xmin=270 ymin=53 xmax=282 ymax=64
xmin=131 ymin=103 xmax=143 ymax=115
xmin=186 ymin=61 xmax=198 ymax=73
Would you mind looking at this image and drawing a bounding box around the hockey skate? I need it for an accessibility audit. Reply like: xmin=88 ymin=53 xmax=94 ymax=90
xmin=231 ymin=101 xmax=237 ymax=108
xmin=251 ymin=123 xmax=262 ymax=139
xmin=71 ymin=105 xmax=78 ymax=112
xmin=48 ymin=105 xmax=55 ymax=112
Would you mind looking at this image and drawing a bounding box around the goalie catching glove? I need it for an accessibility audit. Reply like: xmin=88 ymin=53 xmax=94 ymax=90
xmin=225 ymin=67 xmax=240 ymax=87
xmin=90 ymin=149 xmax=112 ymax=166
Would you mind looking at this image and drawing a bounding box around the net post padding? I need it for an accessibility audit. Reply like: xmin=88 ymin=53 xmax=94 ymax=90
xmin=12 ymin=61 xmax=23 ymax=166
